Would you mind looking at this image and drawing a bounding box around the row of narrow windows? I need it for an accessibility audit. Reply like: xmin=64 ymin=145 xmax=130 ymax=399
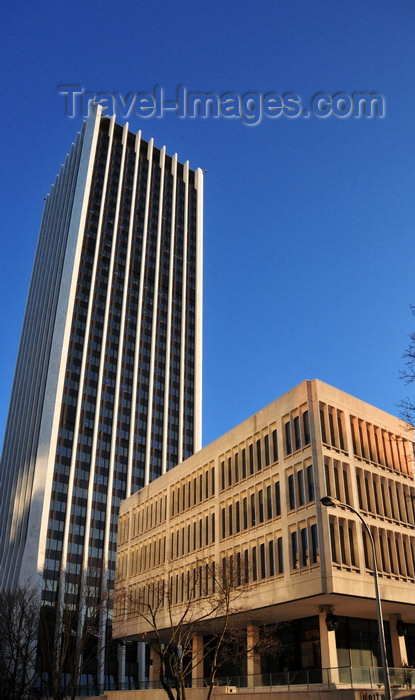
xmin=220 ymin=483 xmax=281 ymax=539
xmin=287 ymin=464 xmax=315 ymax=510
xmin=170 ymin=513 xmax=216 ymax=560
xmin=122 ymin=563 xmax=216 ymax=615
xmin=284 ymin=409 xmax=311 ymax=455
xmin=221 ymin=542 xmax=284 ymax=586
xmin=170 ymin=466 xmax=215 ymax=516
xmin=351 ymin=416 xmax=412 ymax=475
xmin=319 ymin=402 xmax=413 ymax=476
xmin=290 ymin=521 xmax=320 ymax=570
xmin=123 ymin=538 xmax=287 ymax=615
xmin=127 ymin=535 xmax=167 ymax=576
xmin=329 ymin=516 xmax=415 ymax=580
xmin=220 ymin=429 xmax=279 ymax=491
xmin=324 ymin=458 xmax=415 ymax=527
xmin=320 ymin=405 xmax=346 ymax=451
xmin=356 ymin=469 xmax=415 ymax=526
xmin=324 ymin=459 xmax=351 ymax=506
xmin=118 ymin=492 xmax=168 ymax=543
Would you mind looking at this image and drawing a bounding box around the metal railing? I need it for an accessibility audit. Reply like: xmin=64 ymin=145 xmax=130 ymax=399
xmin=66 ymin=666 xmax=415 ymax=696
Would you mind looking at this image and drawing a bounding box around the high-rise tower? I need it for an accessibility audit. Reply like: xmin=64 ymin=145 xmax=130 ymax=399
xmin=0 ymin=104 xmax=202 ymax=632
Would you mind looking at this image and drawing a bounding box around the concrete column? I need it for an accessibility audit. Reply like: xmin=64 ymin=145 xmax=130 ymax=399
xmin=319 ymin=609 xmax=339 ymax=685
xmin=137 ymin=641 xmax=147 ymax=689
xmin=246 ymin=621 xmax=261 ymax=688
xmin=117 ymin=643 xmax=126 ymax=689
xmin=149 ymin=645 xmax=161 ymax=686
xmin=389 ymin=614 xmax=408 ymax=668
xmin=192 ymin=633 xmax=204 ymax=687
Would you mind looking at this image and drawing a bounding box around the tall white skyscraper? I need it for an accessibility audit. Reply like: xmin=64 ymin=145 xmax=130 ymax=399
xmin=0 ymin=104 xmax=202 ymax=686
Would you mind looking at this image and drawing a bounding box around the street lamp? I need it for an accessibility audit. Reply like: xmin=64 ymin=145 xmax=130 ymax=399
xmin=320 ymin=496 xmax=391 ymax=700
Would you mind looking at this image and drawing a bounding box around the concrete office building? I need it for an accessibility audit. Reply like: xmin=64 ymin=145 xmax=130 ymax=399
xmin=115 ymin=380 xmax=415 ymax=693
xmin=0 ymin=104 xmax=202 ymax=687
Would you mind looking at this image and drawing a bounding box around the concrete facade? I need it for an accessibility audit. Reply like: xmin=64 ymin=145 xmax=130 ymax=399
xmin=114 ymin=380 xmax=415 ymax=684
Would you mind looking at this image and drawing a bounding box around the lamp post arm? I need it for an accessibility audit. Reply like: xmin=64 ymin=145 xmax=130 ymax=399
xmin=320 ymin=496 xmax=391 ymax=700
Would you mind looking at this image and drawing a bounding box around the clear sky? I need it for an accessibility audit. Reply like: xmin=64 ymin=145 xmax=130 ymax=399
xmin=0 ymin=0 xmax=414 ymax=449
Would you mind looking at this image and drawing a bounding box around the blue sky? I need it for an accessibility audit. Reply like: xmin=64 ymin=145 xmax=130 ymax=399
xmin=0 ymin=0 xmax=414 ymax=448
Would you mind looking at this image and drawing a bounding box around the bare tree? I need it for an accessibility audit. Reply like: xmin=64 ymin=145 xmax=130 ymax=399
xmin=115 ymin=558 xmax=249 ymax=700
xmin=0 ymin=582 xmax=40 ymax=700
xmin=38 ymin=565 xmax=113 ymax=700
xmin=400 ymin=305 xmax=415 ymax=425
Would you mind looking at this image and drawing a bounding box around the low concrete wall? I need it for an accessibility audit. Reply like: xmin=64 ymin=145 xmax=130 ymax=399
xmin=75 ymin=689 xmax=415 ymax=700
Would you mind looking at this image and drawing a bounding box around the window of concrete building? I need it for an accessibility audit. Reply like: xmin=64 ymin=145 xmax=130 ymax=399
xmin=221 ymin=460 xmax=225 ymax=490
xmin=329 ymin=520 xmax=338 ymax=564
xmin=242 ymin=448 xmax=247 ymax=479
xmin=229 ymin=504 xmax=233 ymax=536
xmin=333 ymin=464 xmax=341 ymax=500
xmin=235 ymin=501 xmax=240 ymax=532
xmin=260 ymin=543 xmax=266 ymax=578
xmin=199 ymin=474 xmax=203 ymax=502
xmin=329 ymin=411 xmax=336 ymax=447
xmin=266 ymin=485 xmax=272 ymax=519
xmin=300 ymin=527 xmax=308 ymax=567
xmin=228 ymin=457 xmax=232 ymax=486
xmin=285 ymin=421 xmax=292 ymax=455
xmin=291 ymin=531 xmax=299 ymax=569
xmin=258 ymin=489 xmax=264 ymax=523
xmin=264 ymin=434 xmax=270 ymax=466
xmin=221 ymin=508 xmax=226 ymax=539
xmin=320 ymin=408 xmax=327 ymax=444
xmin=324 ymin=461 xmax=330 ymax=497
xmin=348 ymin=524 xmax=356 ymax=567
xmin=234 ymin=453 xmax=239 ymax=482
xmin=277 ymin=536 xmax=284 ymax=573
xmin=307 ymin=465 xmax=315 ymax=501
xmin=387 ymin=535 xmax=397 ymax=575
xmin=244 ymin=549 xmax=249 ymax=583
xmin=294 ymin=416 xmax=301 ymax=451
xmin=236 ymin=552 xmax=242 ymax=586
xmin=365 ymin=477 xmax=372 ymax=513
xmin=310 ymin=523 xmax=319 ymax=564
xmin=288 ymin=474 xmax=295 ymax=510
xmin=243 ymin=497 xmax=248 ymax=529
xmin=343 ymin=467 xmax=350 ymax=504
xmin=362 ymin=526 xmax=373 ymax=570
xmin=251 ymin=493 xmax=256 ymax=526
xmin=199 ymin=518 xmax=203 ymax=548
xmin=303 ymin=410 xmax=311 ymax=445
xmin=298 ymin=470 xmax=305 ymax=506
xmin=272 ymin=429 xmax=278 ymax=462
xmin=339 ymin=522 xmax=346 ymax=564
xmin=249 ymin=444 xmax=254 ymax=475
xmin=252 ymin=546 xmax=257 ymax=581
xmin=256 ymin=439 xmax=262 ymax=471
xmin=275 ymin=481 xmax=281 ymax=515
xmin=268 ymin=540 xmax=275 ymax=576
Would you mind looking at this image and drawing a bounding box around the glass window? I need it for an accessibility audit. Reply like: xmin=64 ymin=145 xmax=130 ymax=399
xmin=307 ymin=465 xmax=315 ymax=501
xmin=291 ymin=531 xmax=299 ymax=569
xmin=298 ymin=470 xmax=305 ymax=506
xmin=311 ymin=523 xmax=319 ymax=563
xmin=294 ymin=416 xmax=301 ymax=450
xmin=288 ymin=474 xmax=295 ymax=510
xmin=268 ymin=540 xmax=275 ymax=576
xmin=303 ymin=411 xmax=311 ymax=445
xmin=285 ymin=422 xmax=292 ymax=455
